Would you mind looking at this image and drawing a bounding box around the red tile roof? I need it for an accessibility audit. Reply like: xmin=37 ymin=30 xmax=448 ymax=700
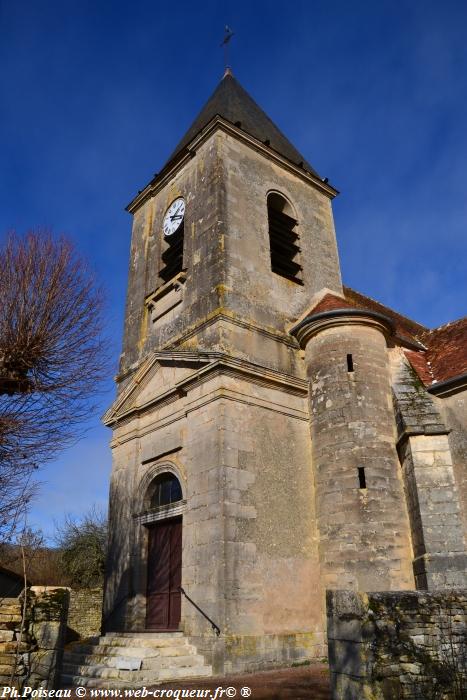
xmin=343 ymin=287 xmax=427 ymax=342
xmin=403 ymin=349 xmax=435 ymax=386
xmin=421 ymin=318 xmax=467 ymax=384
xmin=308 ymin=293 xmax=355 ymax=315
xmin=306 ymin=288 xmax=467 ymax=387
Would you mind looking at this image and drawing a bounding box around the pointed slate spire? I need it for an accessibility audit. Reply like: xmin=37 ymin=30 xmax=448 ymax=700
xmin=164 ymin=71 xmax=319 ymax=177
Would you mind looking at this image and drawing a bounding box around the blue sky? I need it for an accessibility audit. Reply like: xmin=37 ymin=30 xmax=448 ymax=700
xmin=1 ymin=0 xmax=466 ymax=539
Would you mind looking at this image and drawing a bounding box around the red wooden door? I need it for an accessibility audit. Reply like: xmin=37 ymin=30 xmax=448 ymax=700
xmin=146 ymin=517 xmax=182 ymax=629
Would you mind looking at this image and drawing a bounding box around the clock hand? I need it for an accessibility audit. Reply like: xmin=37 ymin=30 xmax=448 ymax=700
xmin=170 ymin=215 xmax=183 ymax=220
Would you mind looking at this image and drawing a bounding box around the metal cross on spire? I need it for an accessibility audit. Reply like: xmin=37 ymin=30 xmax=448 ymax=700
xmin=220 ymin=25 xmax=234 ymax=74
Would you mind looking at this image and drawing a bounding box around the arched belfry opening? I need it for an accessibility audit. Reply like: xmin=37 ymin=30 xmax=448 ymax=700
xmin=267 ymin=192 xmax=303 ymax=284
xmin=160 ymin=218 xmax=184 ymax=284
xmin=144 ymin=471 xmax=183 ymax=631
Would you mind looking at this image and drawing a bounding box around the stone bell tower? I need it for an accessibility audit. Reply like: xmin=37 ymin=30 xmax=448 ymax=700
xmin=102 ymin=70 xmax=419 ymax=675
xmin=117 ymin=69 xmax=342 ymax=375
xmin=103 ymin=69 xmax=344 ymax=672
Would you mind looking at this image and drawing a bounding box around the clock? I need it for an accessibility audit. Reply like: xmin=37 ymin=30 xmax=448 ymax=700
xmin=163 ymin=197 xmax=185 ymax=237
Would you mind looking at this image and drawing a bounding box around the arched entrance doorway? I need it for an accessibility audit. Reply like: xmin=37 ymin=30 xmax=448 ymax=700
xmin=145 ymin=472 xmax=183 ymax=630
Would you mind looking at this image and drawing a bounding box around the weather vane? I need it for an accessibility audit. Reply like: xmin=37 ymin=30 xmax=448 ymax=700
xmin=220 ymin=25 xmax=234 ymax=72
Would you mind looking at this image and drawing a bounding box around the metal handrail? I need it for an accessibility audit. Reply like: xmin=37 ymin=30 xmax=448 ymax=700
xmin=179 ymin=586 xmax=221 ymax=637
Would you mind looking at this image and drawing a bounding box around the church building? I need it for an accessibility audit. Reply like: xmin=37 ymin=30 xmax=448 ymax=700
xmin=101 ymin=70 xmax=467 ymax=678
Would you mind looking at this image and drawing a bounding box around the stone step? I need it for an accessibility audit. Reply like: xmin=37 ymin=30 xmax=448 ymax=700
xmin=61 ymin=675 xmax=138 ymax=689
xmin=98 ymin=634 xmax=187 ymax=646
xmin=65 ymin=643 xmax=197 ymax=661
xmin=68 ymin=638 xmax=191 ymax=654
xmin=105 ymin=631 xmax=184 ymax=639
xmin=62 ymin=663 xmax=212 ymax=688
xmin=64 ymin=646 xmax=158 ymax=660
xmin=63 ymin=652 xmax=205 ymax=674
xmin=62 ymin=665 xmax=161 ymax=682
xmin=61 ymin=631 xmax=213 ymax=688
xmin=158 ymin=665 xmax=212 ymax=681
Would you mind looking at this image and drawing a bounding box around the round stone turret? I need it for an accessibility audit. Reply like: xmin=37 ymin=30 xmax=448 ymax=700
xmin=291 ymin=308 xmax=415 ymax=591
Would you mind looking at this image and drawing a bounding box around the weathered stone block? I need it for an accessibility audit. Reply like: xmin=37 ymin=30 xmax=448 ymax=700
xmin=327 ymin=589 xmax=467 ymax=699
xmin=31 ymin=621 xmax=61 ymax=649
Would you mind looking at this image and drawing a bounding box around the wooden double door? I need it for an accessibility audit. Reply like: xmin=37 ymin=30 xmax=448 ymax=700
xmin=146 ymin=517 xmax=182 ymax=630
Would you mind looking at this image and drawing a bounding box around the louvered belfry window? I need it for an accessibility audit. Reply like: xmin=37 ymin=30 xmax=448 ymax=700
xmin=160 ymin=222 xmax=184 ymax=283
xmin=267 ymin=193 xmax=302 ymax=284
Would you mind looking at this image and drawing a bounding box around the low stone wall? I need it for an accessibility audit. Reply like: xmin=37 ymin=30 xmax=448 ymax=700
xmin=67 ymin=587 xmax=103 ymax=641
xmin=0 ymin=597 xmax=24 ymax=686
xmin=27 ymin=587 xmax=69 ymax=689
xmin=327 ymin=589 xmax=467 ymax=699
xmin=0 ymin=587 xmax=69 ymax=690
xmin=0 ymin=587 xmax=103 ymax=689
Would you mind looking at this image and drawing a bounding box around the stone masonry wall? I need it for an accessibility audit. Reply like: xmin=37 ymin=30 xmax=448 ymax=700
xmin=327 ymin=589 xmax=467 ymax=699
xmin=442 ymin=391 xmax=467 ymax=541
xmin=67 ymin=587 xmax=103 ymax=641
xmin=0 ymin=587 xmax=69 ymax=690
xmin=1 ymin=587 xmax=101 ymax=689
xmin=0 ymin=596 xmax=24 ymax=686
xmin=391 ymin=351 xmax=467 ymax=589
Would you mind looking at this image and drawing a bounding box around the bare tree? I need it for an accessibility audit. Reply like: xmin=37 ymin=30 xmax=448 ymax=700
xmin=55 ymin=506 xmax=108 ymax=588
xmin=2 ymin=529 xmax=68 ymax=587
xmin=0 ymin=230 xmax=107 ymax=546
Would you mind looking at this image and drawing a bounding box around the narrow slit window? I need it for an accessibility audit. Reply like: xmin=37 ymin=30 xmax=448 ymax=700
xmin=347 ymin=354 xmax=354 ymax=372
xmin=267 ymin=192 xmax=303 ymax=284
xmin=358 ymin=467 xmax=366 ymax=489
xmin=160 ymin=221 xmax=184 ymax=283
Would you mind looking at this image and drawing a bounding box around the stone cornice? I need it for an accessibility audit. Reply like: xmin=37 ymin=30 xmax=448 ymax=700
xmin=115 ymin=310 xmax=300 ymax=386
xmin=165 ymin=310 xmax=300 ymax=352
xmin=134 ymin=500 xmax=187 ymax=525
xmin=289 ymin=308 xmax=395 ymax=349
xmin=114 ymin=309 xmax=299 ymax=384
xmin=104 ymin=351 xmax=212 ymax=425
xmin=104 ymin=350 xmax=308 ymax=427
xmin=396 ymin=426 xmax=451 ymax=452
xmin=126 ymin=116 xmax=338 ymax=214
xmin=176 ymin=354 xmax=308 ymax=397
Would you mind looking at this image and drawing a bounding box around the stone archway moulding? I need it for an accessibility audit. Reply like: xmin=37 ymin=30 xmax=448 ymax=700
xmin=134 ymin=460 xmax=187 ymax=525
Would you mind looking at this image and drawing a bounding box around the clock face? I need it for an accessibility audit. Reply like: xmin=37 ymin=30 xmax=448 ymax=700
xmin=163 ymin=197 xmax=185 ymax=237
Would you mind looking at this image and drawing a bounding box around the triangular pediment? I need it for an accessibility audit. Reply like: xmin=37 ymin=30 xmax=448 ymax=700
xmin=103 ymin=351 xmax=211 ymax=426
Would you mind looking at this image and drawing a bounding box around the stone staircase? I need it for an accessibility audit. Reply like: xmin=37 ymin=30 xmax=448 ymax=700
xmin=0 ymin=597 xmax=26 ymax=687
xmin=61 ymin=632 xmax=213 ymax=688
